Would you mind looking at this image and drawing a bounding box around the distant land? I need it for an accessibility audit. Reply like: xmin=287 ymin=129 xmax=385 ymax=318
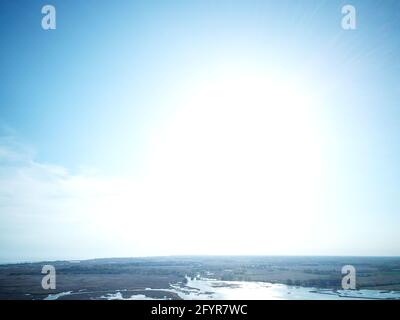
xmin=1 ymin=256 xmax=400 ymax=300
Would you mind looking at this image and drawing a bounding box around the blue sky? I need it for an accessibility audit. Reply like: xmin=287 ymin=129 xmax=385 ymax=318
xmin=1 ymin=0 xmax=400 ymax=262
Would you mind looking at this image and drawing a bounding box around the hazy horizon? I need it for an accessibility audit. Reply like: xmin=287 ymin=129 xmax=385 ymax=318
xmin=2 ymin=254 xmax=400 ymax=266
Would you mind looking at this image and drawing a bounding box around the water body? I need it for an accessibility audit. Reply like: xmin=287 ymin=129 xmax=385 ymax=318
xmin=44 ymin=277 xmax=400 ymax=300
xmin=100 ymin=292 xmax=163 ymax=300
xmin=44 ymin=291 xmax=73 ymax=300
xmin=168 ymin=277 xmax=400 ymax=300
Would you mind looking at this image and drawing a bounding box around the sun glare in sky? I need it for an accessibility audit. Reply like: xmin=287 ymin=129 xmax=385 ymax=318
xmin=1 ymin=0 xmax=400 ymax=261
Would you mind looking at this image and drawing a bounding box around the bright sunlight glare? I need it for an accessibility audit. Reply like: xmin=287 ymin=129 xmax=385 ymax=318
xmin=124 ymin=70 xmax=326 ymax=255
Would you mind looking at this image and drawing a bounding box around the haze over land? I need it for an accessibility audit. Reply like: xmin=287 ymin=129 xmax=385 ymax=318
xmin=1 ymin=256 xmax=400 ymax=300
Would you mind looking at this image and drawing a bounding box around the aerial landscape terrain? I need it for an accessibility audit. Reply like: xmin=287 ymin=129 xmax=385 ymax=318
xmin=1 ymin=0 xmax=400 ymax=303
xmin=1 ymin=256 xmax=400 ymax=300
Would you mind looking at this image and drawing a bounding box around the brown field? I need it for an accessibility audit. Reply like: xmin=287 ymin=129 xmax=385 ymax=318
xmin=1 ymin=256 xmax=399 ymax=300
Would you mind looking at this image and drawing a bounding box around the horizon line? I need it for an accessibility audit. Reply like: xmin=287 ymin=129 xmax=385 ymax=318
xmin=2 ymin=254 xmax=399 ymax=265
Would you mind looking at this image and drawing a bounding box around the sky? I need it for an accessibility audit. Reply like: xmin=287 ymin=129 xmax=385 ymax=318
xmin=1 ymin=0 xmax=400 ymax=262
